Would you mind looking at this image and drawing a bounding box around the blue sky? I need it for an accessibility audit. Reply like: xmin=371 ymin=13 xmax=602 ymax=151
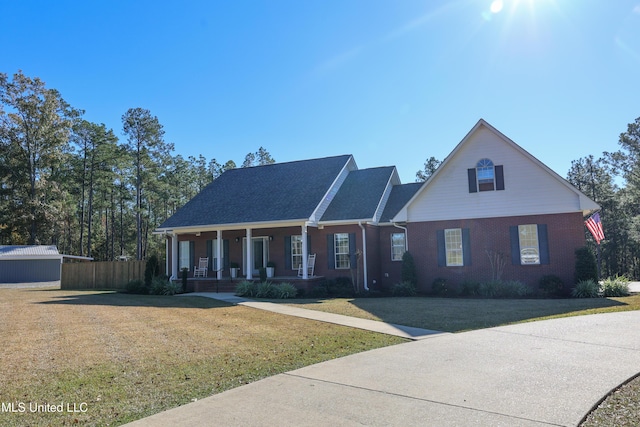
xmin=2 ymin=0 xmax=639 ymax=183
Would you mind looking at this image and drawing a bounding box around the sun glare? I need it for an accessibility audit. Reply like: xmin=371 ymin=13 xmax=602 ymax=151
xmin=490 ymin=0 xmax=504 ymax=14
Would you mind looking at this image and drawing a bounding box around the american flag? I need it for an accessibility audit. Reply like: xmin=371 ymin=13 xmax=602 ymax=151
xmin=585 ymin=212 xmax=605 ymax=245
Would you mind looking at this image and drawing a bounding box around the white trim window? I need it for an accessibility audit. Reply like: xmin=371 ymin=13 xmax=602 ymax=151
xmin=179 ymin=241 xmax=191 ymax=271
xmin=291 ymin=235 xmax=303 ymax=270
xmin=518 ymin=224 xmax=540 ymax=265
xmin=391 ymin=233 xmax=406 ymax=261
xmin=444 ymin=228 xmax=463 ymax=267
xmin=334 ymin=233 xmax=350 ymax=269
xmin=476 ymin=158 xmax=495 ymax=191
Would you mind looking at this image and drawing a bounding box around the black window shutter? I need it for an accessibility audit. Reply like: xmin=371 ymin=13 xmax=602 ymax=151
xmin=223 ymin=239 xmax=230 ymax=269
xmin=538 ymin=224 xmax=550 ymax=265
xmin=307 ymin=235 xmax=312 ymax=254
xmin=284 ymin=236 xmax=292 ymax=270
xmin=437 ymin=230 xmax=446 ymax=267
xmin=495 ymin=165 xmax=505 ymax=191
xmin=462 ymin=228 xmax=472 ymax=266
xmin=206 ymin=240 xmax=213 ymax=270
xmin=189 ymin=241 xmax=195 ymax=271
xmin=177 ymin=242 xmax=181 ymax=272
xmin=349 ymin=232 xmax=357 ymax=267
xmin=327 ymin=234 xmax=335 ymax=269
xmin=467 ymin=168 xmax=477 ymax=193
xmin=510 ymin=226 xmax=520 ymax=265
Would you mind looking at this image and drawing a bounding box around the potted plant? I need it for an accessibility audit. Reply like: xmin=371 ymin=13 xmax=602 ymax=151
xmin=266 ymin=261 xmax=276 ymax=278
xmin=230 ymin=262 xmax=239 ymax=279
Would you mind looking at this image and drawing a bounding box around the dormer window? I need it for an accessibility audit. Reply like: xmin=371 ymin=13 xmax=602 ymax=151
xmin=467 ymin=159 xmax=505 ymax=193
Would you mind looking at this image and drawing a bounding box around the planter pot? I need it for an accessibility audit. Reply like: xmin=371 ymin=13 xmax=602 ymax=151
xmin=266 ymin=267 xmax=275 ymax=278
xmin=230 ymin=268 xmax=238 ymax=279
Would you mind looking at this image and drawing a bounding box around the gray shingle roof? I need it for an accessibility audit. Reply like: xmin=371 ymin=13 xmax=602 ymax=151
xmin=321 ymin=167 xmax=395 ymax=221
xmin=380 ymin=182 xmax=423 ymax=223
xmin=158 ymin=155 xmax=352 ymax=229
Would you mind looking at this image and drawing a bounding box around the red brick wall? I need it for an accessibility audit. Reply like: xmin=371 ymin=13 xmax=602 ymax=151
xmin=406 ymin=212 xmax=586 ymax=292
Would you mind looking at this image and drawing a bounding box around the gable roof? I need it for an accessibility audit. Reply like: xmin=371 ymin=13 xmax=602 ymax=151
xmin=158 ymin=155 xmax=353 ymax=230
xmin=392 ymin=119 xmax=600 ymax=222
xmin=380 ymin=182 xmax=423 ymax=223
xmin=320 ymin=167 xmax=396 ymax=222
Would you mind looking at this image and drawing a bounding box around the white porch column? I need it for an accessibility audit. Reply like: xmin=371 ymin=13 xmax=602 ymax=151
xmin=246 ymin=228 xmax=253 ymax=280
xmin=301 ymin=223 xmax=308 ymax=279
xmin=170 ymin=233 xmax=178 ymax=280
xmin=216 ymin=229 xmax=223 ymax=280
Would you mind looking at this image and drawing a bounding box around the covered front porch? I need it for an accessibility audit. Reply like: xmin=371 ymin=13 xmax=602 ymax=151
xmin=161 ymin=221 xmax=320 ymax=283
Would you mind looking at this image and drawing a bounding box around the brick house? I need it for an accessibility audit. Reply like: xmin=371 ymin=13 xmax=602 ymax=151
xmin=155 ymin=119 xmax=599 ymax=292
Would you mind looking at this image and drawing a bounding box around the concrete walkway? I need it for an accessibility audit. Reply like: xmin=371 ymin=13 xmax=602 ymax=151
xmin=123 ymin=293 xmax=640 ymax=427
xmin=183 ymin=292 xmax=443 ymax=340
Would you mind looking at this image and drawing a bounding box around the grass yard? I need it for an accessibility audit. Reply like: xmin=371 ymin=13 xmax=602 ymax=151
xmin=0 ymin=289 xmax=405 ymax=427
xmin=283 ymin=294 xmax=640 ymax=332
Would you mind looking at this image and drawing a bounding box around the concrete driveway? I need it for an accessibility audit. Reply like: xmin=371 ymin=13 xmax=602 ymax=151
xmin=125 ymin=310 xmax=640 ymax=426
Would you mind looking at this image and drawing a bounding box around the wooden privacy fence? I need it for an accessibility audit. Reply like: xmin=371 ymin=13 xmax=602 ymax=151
xmin=61 ymin=261 xmax=146 ymax=290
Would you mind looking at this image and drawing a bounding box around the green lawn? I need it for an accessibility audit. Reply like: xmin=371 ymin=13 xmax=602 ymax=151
xmin=283 ymin=294 xmax=640 ymax=332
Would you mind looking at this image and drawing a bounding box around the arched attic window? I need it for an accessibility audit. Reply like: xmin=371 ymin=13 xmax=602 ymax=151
xmin=467 ymin=158 xmax=505 ymax=193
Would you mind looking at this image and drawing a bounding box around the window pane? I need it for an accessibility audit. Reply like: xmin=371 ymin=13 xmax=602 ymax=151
xmin=391 ymin=233 xmax=405 ymax=261
xmin=291 ymin=235 xmax=302 ymax=269
xmin=476 ymin=158 xmax=495 ymax=191
xmin=518 ymin=225 xmax=540 ymax=265
xmin=211 ymin=239 xmax=218 ymax=270
xmin=444 ymin=229 xmax=463 ymax=266
xmin=335 ymin=233 xmax=350 ymax=269
xmin=179 ymin=241 xmax=190 ymax=270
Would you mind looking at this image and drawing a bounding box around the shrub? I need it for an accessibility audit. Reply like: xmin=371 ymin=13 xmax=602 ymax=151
xmin=571 ymin=280 xmax=601 ymax=298
xmin=275 ymin=282 xmax=298 ymax=299
xmin=258 ymin=267 xmax=267 ymax=282
xmin=575 ymin=247 xmax=598 ymax=283
xmin=431 ymin=278 xmax=448 ymax=296
xmin=602 ymin=275 xmax=630 ymax=297
xmin=502 ymin=280 xmax=533 ymax=298
xmin=325 ymin=277 xmax=355 ymax=297
xmin=539 ymin=275 xmax=565 ymax=297
xmin=180 ymin=268 xmax=189 ymax=292
xmin=460 ymin=280 xmax=480 ymax=297
xmin=308 ymin=284 xmax=329 ymax=298
xmin=151 ymin=276 xmax=167 ymax=295
xmin=401 ymin=251 xmax=417 ymax=286
xmin=149 ymin=277 xmax=182 ymax=295
xmin=235 ymin=281 xmax=257 ymax=297
xmin=256 ymin=281 xmax=277 ymax=298
xmin=161 ymin=280 xmax=183 ymax=296
xmin=478 ymin=280 xmax=500 ymax=298
xmin=144 ymin=254 xmax=160 ymax=288
xmin=392 ymin=281 xmax=417 ymax=297
xmin=475 ymin=280 xmax=532 ymax=298
xmin=125 ymin=279 xmax=147 ymax=294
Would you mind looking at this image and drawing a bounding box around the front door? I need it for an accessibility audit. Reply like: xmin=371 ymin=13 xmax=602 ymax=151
xmin=243 ymin=237 xmax=269 ymax=275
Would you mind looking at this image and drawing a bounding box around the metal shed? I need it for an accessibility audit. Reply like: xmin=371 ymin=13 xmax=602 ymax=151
xmin=0 ymin=246 xmax=63 ymax=283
